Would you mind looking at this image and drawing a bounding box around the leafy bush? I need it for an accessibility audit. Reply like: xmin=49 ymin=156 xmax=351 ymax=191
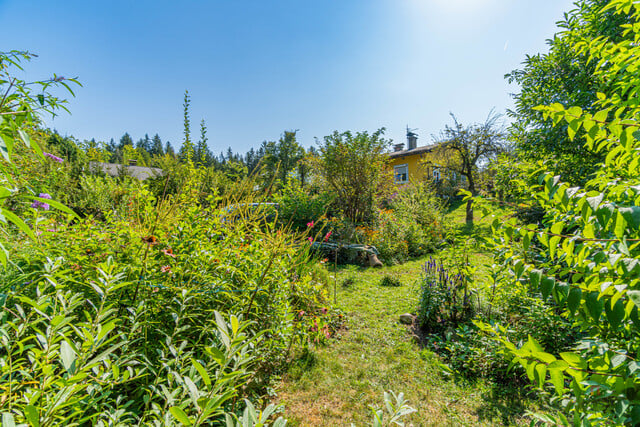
xmin=367 ymin=182 xmax=446 ymax=264
xmin=477 ymin=2 xmax=640 ymax=423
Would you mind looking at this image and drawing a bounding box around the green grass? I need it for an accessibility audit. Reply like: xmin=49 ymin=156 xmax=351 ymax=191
xmin=274 ymin=200 xmax=547 ymax=426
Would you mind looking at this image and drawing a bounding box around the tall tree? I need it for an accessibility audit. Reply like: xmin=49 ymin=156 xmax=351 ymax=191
xmin=506 ymin=0 xmax=632 ymax=184
xmin=150 ymin=134 xmax=164 ymax=156
xmin=165 ymin=141 xmax=176 ymax=158
xmin=317 ymin=129 xmax=391 ymax=223
xmin=118 ymin=132 xmax=133 ymax=149
xmin=433 ymin=112 xmax=506 ymax=225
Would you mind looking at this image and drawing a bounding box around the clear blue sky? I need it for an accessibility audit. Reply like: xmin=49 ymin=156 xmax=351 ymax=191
xmin=1 ymin=0 xmax=575 ymax=154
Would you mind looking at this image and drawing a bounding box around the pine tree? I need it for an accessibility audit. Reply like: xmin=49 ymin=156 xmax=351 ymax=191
xmin=119 ymin=132 xmax=133 ymax=149
xmin=151 ymin=134 xmax=164 ymax=156
xmin=165 ymin=141 xmax=176 ymax=158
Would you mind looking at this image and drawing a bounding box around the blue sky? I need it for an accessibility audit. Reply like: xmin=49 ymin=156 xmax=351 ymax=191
xmin=0 ymin=0 xmax=575 ymax=154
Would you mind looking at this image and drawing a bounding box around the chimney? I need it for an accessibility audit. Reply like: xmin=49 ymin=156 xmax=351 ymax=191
xmin=407 ymin=128 xmax=418 ymax=150
xmin=393 ymin=143 xmax=405 ymax=152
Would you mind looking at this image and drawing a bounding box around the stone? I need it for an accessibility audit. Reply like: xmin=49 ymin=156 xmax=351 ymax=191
xmin=399 ymin=313 xmax=414 ymax=325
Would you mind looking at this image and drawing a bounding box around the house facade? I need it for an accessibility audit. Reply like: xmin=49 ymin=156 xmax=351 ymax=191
xmin=388 ymin=130 xmax=439 ymax=184
xmin=387 ymin=130 xmax=466 ymax=193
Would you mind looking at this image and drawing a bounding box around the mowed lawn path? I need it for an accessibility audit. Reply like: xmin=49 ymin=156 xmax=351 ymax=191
xmin=275 ymin=257 xmax=540 ymax=426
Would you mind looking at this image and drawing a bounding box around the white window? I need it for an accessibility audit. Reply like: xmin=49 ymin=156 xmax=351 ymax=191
xmin=433 ymin=168 xmax=441 ymax=182
xmin=394 ymin=164 xmax=408 ymax=183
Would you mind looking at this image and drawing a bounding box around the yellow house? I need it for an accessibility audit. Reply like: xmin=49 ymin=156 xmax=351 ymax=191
xmin=387 ymin=130 xmax=440 ymax=184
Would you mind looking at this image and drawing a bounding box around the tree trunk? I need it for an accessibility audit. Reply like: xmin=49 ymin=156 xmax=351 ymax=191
xmin=466 ymin=175 xmax=475 ymax=226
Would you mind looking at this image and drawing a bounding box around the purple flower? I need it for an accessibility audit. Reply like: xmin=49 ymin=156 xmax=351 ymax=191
xmin=31 ymin=193 xmax=52 ymax=210
xmin=44 ymin=152 xmax=63 ymax=163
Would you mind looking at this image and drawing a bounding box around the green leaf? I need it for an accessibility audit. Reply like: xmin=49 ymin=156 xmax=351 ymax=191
xmin=24 ymin=405 xmax=40 ymax=427
xmin=549 ymin=368 xmax=566 ymax=396
xmin=628 ymin=291 xmax=640 ymax=309
xmin=585 ymin=291 xmax=604 ymax=321
xmin=567 ymin=287 xmax=582 ymax=315
xmin=534 ymin=363 xmax=547 ymax=388
xmin=619 ymin=206 xmax=640 ymax=228
xmin=60 ymin=340 xmax=76 ymax=373
xmin=541 ymin=277 xmax=555 ymax=300
xmin=605 ymin=299 xmax=625 ymax=330
xmin=596 ymin=204 xmax=614 ymax=227
xmin=529 ymin=269 xmax=542 ymax=288
xmin=1 ymin=207 xmax=36 ymax=240
xmin=191 ymin=358 xmax=211 ymax=387
xmin=560 ymin=352 xmax=586 ymax=369
xmin=614 ymin=211 xmax=627 ymax=239
xmin=169 ymin=407 xmax=193 ymax=426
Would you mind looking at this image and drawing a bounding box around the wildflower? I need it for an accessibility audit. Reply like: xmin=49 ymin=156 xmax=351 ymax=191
xmin=307 ymin=221 xmax=315 ymax=228
xmin=308 ymin=237 xmax=313 ymax=245
xmin=44 ymin=152 xmax=64 ymax=163
xmin=46 ymin=228 xmax=56 ymax=233
xmin=142 ymin=235 xmax=158 ymax=245
xmin=320 ymin=258 xmax=328 ymax=264
xmin=298 ymin=310 xmax=305 ymax=317
xmin=324 ymin=231 xmax=332 ymax=242
xmin=161 ymin=248 xmax=176 ymax=258
xmin=31 ymin=193 xmax=51 ymax=210
xmin=161 ymin=265 xmax=171 ymax=273
xmin=320 ymin=307 xmax=328 ymax=315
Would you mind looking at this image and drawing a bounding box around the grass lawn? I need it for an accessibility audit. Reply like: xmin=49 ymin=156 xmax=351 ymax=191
xmin=275 ymin=201 xmax=548 ymax=425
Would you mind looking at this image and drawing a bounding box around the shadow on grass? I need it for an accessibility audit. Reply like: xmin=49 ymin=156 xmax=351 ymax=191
xmin=411 ymin=322 xmax=539 ymax=425
xmin=475 ymin=382 xmax=540 ymax=425
xmin=286 ymin=347 xmax=318 ymax=381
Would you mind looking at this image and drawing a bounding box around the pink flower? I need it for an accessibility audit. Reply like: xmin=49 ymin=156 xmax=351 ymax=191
xmin=324 ymin=231 xmax=332 ymax=242
xmin=307 ymin=221 xmax=314 ymax=228
xmin=161 ymin=265 xmax=171 ymax=273
xmin=320 ymin=307 xmax=328 ymax=315
xmin=308 ymin=237 xmax=313 ymax=245
xmin=161 ymin=248 xmax=176 ymax=258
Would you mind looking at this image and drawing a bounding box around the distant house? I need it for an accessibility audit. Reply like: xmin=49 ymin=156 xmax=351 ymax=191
xmin=388 ymin=129 xmax=439 ymax=184
xmin=88 ymin=161 xmax=164 ymax=180
xmin=387 ymin=129 xmax=466 ymax=190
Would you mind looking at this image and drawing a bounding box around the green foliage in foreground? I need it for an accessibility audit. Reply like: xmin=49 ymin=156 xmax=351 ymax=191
xmin=477 ymin=1 xmax=640 ymax=424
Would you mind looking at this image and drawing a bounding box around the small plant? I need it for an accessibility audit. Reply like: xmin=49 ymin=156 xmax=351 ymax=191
xmin=418 ymin=256 xmax=474 ymax=334
xmin=379 ymin=274 xmax=402 ymax=287
xmin=357 ymin=390 xmax=416 ymax=427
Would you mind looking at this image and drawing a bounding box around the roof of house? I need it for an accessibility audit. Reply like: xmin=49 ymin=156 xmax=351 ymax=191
xmin=388 ymin=143 xmax=438 ymax=160
xmin=88 ymin=162 xmax=165 ymax=180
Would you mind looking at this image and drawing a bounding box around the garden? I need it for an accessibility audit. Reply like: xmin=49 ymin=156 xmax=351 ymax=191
xmin=2 ymin=0 xmax=640 ymax=425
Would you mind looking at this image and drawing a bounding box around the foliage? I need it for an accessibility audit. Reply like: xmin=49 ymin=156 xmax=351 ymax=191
xmin=505 ymin=0 xmax=632 ymax=185
xmin=316 ymin=129 xmax=392 ymax=223
xmin=363 ymin=182 xmax=446 ymax=264
xmin=432 ymin=111 xmax=506 ymax=224
xmin=361 ymin=391 xmax=416 ymax=427
xmin=418 ymin=256 xmax=474 ymax=334
xmin=478 ymin=2 xmax=640 ymax=423
xmin=379 ymin=274 xmax=402 ymax=287
xmin=0 ymin=51 xmax=79 ymax=266
xmin=274 ymin=178 xmax=334 ymax=232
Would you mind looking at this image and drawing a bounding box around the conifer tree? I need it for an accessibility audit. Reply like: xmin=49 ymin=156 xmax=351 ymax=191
xmin=151 ymin=134 xmax=164 ymax=156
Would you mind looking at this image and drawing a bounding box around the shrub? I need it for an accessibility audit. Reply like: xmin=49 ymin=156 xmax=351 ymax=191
xmin=379 ymin=274 xmax=402 ymax=287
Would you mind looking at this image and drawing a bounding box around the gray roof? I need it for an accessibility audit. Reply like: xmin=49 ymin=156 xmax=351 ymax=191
xmin=88 ymin=162 xmax=165 ymax=180
xmin=388 ymin=144 xmax=438 ymax=160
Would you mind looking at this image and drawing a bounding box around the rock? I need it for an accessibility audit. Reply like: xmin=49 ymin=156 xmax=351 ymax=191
xmin=367 ymin=252 xmax=383 ymax=268
xmin=399 ymin=313 xmax=414 ymax=325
